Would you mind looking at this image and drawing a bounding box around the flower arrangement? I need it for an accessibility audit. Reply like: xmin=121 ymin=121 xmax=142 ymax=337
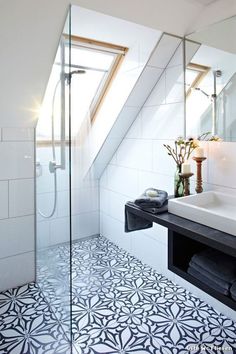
xmin=163 ymin=137 xmax=199 ymax=167
xmin=163 ymin=132 xmax=222 ymax=166
xmin=163 ymin=132 xmax=222 ymax=198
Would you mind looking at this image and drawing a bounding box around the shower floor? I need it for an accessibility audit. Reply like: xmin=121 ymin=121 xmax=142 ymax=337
xmin=0 ymin=235 xmax=236 ymax=354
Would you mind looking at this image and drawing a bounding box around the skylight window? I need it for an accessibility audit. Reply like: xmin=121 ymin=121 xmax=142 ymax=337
xmin=36 ymin=36 xmax=128 ymax=142
xmin=186 ymin=63 xmax=210 ymax=97
xmin=69 ymin=36 xmax=128 ymax=124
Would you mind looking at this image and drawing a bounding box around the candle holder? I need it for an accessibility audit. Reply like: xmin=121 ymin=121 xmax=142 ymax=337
xmin=192 ymin=157 xmax=206 ymax=194
xmin=179 ymin=172 xmax=194 ymax=196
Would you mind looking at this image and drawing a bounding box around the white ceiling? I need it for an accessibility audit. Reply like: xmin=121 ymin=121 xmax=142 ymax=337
xmin=191 ymin=0 xmax=218 ymax=5
xmin=0 ymin=0 xmax=232 ymax=127
xmin=188 ymin=15 xmax=236 ymax=53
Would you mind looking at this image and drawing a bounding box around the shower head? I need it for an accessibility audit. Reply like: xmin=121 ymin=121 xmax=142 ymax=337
xmin=70 ymin=70 xmax=86 ymax=75
xmin=194 ymin=87 xmax=210 ymax=98
xmin=64 ymin=70 xmax=86 ymax=84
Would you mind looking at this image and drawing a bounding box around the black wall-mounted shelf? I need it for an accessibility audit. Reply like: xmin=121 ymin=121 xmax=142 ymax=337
xmin=125 ymin=203 xmax=236 ymax=310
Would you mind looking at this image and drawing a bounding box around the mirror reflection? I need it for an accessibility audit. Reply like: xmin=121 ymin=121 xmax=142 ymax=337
xmin=185 ymin=16 xmax=236 ymax=142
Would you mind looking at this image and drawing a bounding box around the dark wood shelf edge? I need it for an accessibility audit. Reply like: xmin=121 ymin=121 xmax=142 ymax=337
xmin=126 ymin=202 xmax=236 ymax=310
xmin=125 ymin=203 xmax=236 ymax=257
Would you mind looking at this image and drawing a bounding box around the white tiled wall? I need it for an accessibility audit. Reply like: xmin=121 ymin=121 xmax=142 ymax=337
xmin=0 ymin=127 xmax=35 ymax=292
xmin=36 ymin=145 xmax=100 ymax=249
xmin=99 ymin=36 xmax=236 ymax=319
xmin=100 ymin=37 xmax=185 ymax=276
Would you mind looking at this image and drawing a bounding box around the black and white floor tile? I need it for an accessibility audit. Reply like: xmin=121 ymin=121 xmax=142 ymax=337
xmin=0 ymin=235 xmax=236 ymax=354
xmin=0 ymin=282 xmax=70 ymax=354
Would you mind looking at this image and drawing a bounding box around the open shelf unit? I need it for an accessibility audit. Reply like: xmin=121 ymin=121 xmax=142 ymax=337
xmin=168 ymin=230 xmax=236 ymax=310
xmin=125 ymin=202 xmax=236 ymax=310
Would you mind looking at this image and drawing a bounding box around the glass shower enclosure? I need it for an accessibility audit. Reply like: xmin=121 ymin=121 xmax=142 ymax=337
xmin=35 ymin=9 xmax=72 ymax=345
xmin=36 ymin=5 xmax=109 ymax=350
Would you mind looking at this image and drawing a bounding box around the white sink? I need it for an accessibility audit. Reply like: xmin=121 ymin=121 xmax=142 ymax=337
xmin=168 ymin=191 xmax=236 ymax=236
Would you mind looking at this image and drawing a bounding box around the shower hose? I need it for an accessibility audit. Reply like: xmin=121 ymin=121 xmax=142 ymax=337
xmin=37 ymin=79 xmax=61 ymax=218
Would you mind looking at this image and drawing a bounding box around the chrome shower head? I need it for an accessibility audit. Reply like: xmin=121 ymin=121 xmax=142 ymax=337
xmin=70 ymin=70 xmax=86 ymax=76
xmin=64 ymin=70 xmax=86 ymax=84
xmin=194 ymin=87 xmax=210 ymax=98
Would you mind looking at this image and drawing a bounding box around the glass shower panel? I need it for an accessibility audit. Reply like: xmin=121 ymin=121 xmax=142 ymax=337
xmin=36 ymin=9 xmax=72 ymax=345
xmin=70 ymin=6 xmax=100 ymax=348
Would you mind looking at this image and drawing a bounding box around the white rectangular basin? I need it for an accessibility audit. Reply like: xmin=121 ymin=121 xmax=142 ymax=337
xmin=168 ymin=191 xmax=236 ymax=236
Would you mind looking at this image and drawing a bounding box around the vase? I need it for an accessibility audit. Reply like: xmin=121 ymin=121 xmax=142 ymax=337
xmin=174 ymin=165 xmax=184 ymax=198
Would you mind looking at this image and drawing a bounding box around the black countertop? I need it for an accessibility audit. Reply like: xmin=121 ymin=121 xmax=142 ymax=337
xmin=125 ymin=203 xmax=236 ymax=257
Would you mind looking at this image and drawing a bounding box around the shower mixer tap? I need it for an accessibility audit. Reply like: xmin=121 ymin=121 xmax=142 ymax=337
xmin=49 ymin=160 xmax=61 ymax=173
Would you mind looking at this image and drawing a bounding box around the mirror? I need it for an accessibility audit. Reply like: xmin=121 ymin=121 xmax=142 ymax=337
xmin=185 ymin=16 xmax=236 ymax=142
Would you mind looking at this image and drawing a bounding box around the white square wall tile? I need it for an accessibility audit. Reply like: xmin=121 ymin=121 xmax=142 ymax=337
xmin=71 ymin=186 xmax=99 ymax=215
xmin=153 ymin=140 xmax=177 ymax=176
xmin=0 ymin=251 xmax=35 ymax=292
xmin=37 ymin=220 xmax=50 ymax=250
xmin=108 ymin=190 xmax=129 ymax=223
xmin=107 ymin=106 xmax=140 ymax=139
xmin=36 ymin=165 xmax=55 ymax=194
xmin=2 ymin=128 xmax=34 ymax=141
xmin=138 ymin=170 xmax=174 ymax=196
xmin=165 ymin=66 xmax=184 ymax=104
xmin=100 ymin=213 xmax=132 ymax=253
xmin=57 ymin=190 xmax=71 ymax=217
xmin=107 ymin=165 xmax=139 ymax=198
xmin=141 ymin=103 xmax=185 ymax=140
xmin=0 ymin=215 xmax=34 ymax=258
xmin=0 ymin=181 xmax=8 ymax=219
xmin=9 ymin=178 xmax=34 ymax=217
xmin=50 ymin=216 xmax=70 ymax=246
xmin=131 ymin=231 xmax=167 ymax=273
xmin=72 ymin=211 xmax=99 ymax=240
xmin=99 ymin=187 xmax=110 ymax=214
xmin=0 ymin=142 xmax=34 ymax=180
xmin=126 ymin=111 xmax=142 ymax=139
xmin=116 ymin=138 xmax=153 ymax=171
xmin=144 ymin=73 xmax=166 ymax=107
xmin=143 ymin=223 xmax=168 ymax=245
xmin=126 ymin=66 xmax=162 ymax=107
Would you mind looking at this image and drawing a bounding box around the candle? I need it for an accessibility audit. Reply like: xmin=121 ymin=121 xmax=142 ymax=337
xmin=195 ymin=147 xmax=204 ymax=157
xmin=182 ymin=161 xmax=191 ymax=174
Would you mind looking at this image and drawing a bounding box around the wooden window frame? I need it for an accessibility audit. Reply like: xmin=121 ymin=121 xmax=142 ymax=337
xmin=186 ymin=63 xmax=211 ymax=98
xmin=37 ymin=36 xmax=128 ymax=146
xmin=65 ymin=35 xmax=128 ymax=123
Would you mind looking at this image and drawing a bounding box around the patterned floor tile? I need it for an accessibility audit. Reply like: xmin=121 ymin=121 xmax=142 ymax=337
xmin=1 ymin=235 xmax=235 ymax=353
xmin=0 ymin=283 xmax=71 ymax=354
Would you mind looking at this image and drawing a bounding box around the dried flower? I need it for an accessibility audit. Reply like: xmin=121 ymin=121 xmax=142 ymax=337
xmin=209 ymin=135 xmax=222 ymax=142
xmin=163 ymin=136 xmax=199 ymax=166
xmin=198 ymin=132 xmax=223 ymax=142
xmin=163 ymin=132 xmax=222 ymax=167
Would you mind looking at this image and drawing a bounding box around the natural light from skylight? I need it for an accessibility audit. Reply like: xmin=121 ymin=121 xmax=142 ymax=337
xmin=36 ymin=37 xmax=125 ymax=141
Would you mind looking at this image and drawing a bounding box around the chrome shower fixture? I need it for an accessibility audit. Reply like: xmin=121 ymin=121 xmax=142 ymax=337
xmin=64 ymin=70 xmax=86 ymax=84
xmin=194 ymin=87 xmax=210 ymax=98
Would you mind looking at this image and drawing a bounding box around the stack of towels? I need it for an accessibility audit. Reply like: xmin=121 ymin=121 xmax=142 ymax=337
xmin=125 ymin=188 xmax=168 ymax=233
xmin=134 ymin=188 xmax=168 ymax=213
xmin=187 ymin=248 xmax=236 ymax=300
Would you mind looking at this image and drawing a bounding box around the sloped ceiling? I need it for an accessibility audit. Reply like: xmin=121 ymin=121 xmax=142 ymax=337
xmin=0 ymin=0 xmax=234 ymax=127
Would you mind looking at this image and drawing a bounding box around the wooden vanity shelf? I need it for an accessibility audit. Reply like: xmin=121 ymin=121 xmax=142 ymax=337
xmin=125 ymin=203 xmax=236 ymax=310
